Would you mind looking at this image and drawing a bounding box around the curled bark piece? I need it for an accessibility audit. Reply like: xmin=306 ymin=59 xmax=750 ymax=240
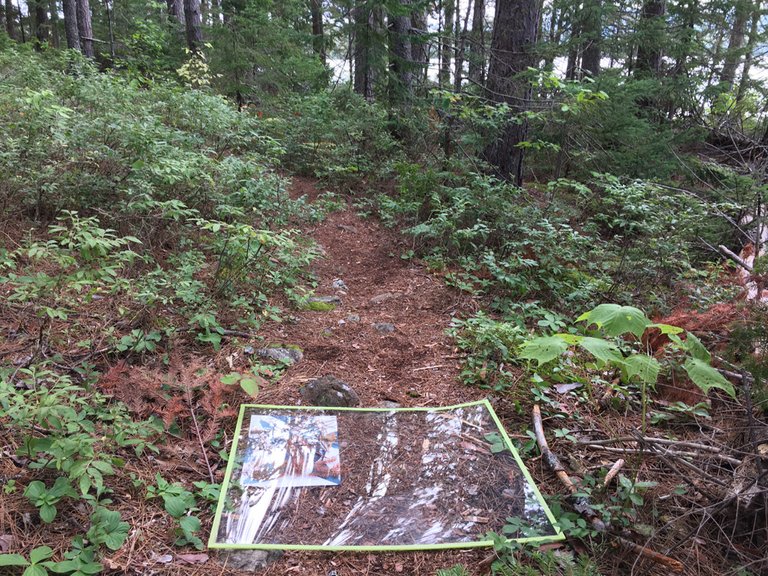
xmin=603 ymin=459 xmax=625 ymax=487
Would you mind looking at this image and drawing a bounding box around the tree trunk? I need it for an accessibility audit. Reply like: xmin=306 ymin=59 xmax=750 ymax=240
xmin=468 ymin=0 xmax=485 ymax=84
xmin=720 ymin=0 xmax=750 ymax=90
xmin=62 ymin=0 xmax=79 ymax=50
xmin=482 ymin=0 xmax=540 ymax=185
xmin=4 ymin=0 xmax=16 ymax=40
xmin=388 ymin=0 xmax=412 ymax=102
xmin=76 ymin=0 xmax=93 ymax=57
xmin=29 ymin=0 xmax=48 ymax=46
xmin=439 ymin=0 xmax=454 ymax=87
xmin=736 ymin=1 xmax=761 ymax=103
xmin=353 ymin=1 xmax=373 ymax=100
xmin=167 ymin=0 xmax=184 ymax=22
xmin=635 ymin=0 xmax=666 ymax=77
xmin=48 ymin=0 xmax=59 ymax=47
xmin=410 ymin=6 xmax=428 ymax=86
xmin=453 ymin=0 xmax=471 ymax=91
xmin=310 ymin=0 xmax=325 ymax=65
xmin=183 ymin=0 xmax=203 ymax=50
xmin=580 ymin=0 xmax=601 ymax=77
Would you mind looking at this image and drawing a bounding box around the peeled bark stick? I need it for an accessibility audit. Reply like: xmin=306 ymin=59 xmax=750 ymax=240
xmin=532 ymin=405 xmax=684 ymax=573
xmin=603 ymin=459 xmax=625 ymax=487
xmin=717 ymin=244 xmax=753 ymax=271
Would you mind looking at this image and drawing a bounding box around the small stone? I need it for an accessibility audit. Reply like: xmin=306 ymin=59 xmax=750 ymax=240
xmin=301 ymin=375 xmax=360 ymax=407
xmin=373 ymin=322 xmax=395 ymax=333
xmin=369 ymin=292 xmax=403 ymax=305
xmin=332 ymin=278 xmax=348 ymax=291
xmin=219 ymin=550 xmax=282 ymax=570
xmin=377 ymin=400 xmax=401 ymax=409
xmin=256 ymin=347 xmax=303 ymax=365
xmin=243 ymin=346 xmax=255 ymax=355
xmin=346 ymin=314 xmax=360 ymax=323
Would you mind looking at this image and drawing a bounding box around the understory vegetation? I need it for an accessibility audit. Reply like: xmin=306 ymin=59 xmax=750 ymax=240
xmin=2 ymin=0 xmax=768 ymax=573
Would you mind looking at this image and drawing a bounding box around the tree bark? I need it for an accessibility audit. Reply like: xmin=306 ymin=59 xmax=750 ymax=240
xmin=167 ymin=0 xmax=184 ymax=22
xmin=353 ymin=1 xmax=373 ymax=100
xmin=76 ymin=0 xmax=93 ymax=57
xmin=310 ymin=0 xmax=325 ymax=65
xmin=482 ymin=0 xmax=540 ymax=185
xmin=29 ymin=0 xmax=48 ymax=46
xmin=183 ymin=0 xmax=203 ymax=50
xmin=388 ymin=0 xmax=412 ymax=102
xmin=439 ymin=0 xmax=454 ymax=87
xmin=720 ymin=0 xmax=750 ymax=90
xmin=635 ymin=0 xmax=666 ymax=77
xmin=4 ymin=0 xmax=15 ymax=40
xmin=580 ymin=0 xmax=601 ymax=77
xmin=453 ymin=0 xmax=472 ymax=91
xmin=410 ymin=6 xmax=428 ymax=86
xmin=468 ymin=0 xmax=485 ymax=84
xmin=62 ymin=0 xmax=80 ymax=50
xmin=48 ymin=0 xmax=59 ymax=47
xmin=736 ymin=1 xmax=761 ymax=103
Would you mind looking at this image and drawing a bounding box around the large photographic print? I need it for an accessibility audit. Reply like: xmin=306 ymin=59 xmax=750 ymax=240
xmin=241 ymin=414 xmax=341 ymax=488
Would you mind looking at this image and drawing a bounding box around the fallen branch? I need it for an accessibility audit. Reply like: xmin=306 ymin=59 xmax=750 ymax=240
xmin=532 ymin=405 xmax=684 ymax=572
xmin=584 ymin=444 xmax=741 ymax=466
xmin=716 ymin=244 xmax=753 ymax=272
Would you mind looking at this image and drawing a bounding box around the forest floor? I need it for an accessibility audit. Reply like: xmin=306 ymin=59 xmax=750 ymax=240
xmin=1 ymin=177 xmax=763 ymax=576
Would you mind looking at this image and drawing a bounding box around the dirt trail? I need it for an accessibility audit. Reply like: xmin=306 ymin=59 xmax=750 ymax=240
xmin=259 ymin=177 xmax=485 ymax=410
xmin=251 ymin=178 xmax=493 ymax=575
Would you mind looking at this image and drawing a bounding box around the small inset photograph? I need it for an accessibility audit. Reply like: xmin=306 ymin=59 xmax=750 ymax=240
xmin=240 ymin=414 xmax=341 ymax=488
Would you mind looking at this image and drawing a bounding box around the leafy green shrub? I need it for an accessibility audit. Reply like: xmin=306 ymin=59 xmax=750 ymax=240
xmin=263 ymin=90 xmax=401 ymax=185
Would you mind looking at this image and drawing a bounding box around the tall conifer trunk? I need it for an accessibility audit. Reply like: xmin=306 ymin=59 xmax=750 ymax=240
xmin=184 ymin=0 xmax=203 ymax=50
xmin=482 ymin=0 xmax=540 ymax=185
xmin=62 ymin=0 xmax=80 ymax=50
xmin=76 ymin=0 xmax=93 ymax=57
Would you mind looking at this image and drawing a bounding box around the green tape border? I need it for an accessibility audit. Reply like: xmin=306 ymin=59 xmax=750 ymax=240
xmin=207 ymin=399 xmax=564 ymax=551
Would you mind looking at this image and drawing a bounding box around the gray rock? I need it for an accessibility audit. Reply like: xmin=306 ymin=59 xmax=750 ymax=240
xmin=301 ymin=375 xmax=360 ymax=407
xmin=219 ymin=550 xmax=282 ymax=570
xmin=369 ymin=292 xmax=403 ymax=305
xmin=372 ymin=322 xmax=395 ymax=333
xmin=346 ymin=314 xmax=360 ymax=323
xmin=377 ymin=400 xmax=401 ymax=409
xmin=308 ymin=295 xmax=342 ymax=305
xmin=256 ymin=347 xmax=303 ymax=365
xmin=332 ymin=278 xmax=348 ymax=291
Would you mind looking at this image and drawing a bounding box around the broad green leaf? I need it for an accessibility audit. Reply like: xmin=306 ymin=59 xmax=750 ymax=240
xmin=577 ymin=304 xmax=651 ymax=338
xmin=622 ymin=354 xmax=661 ymax=385
xmin=40 ymin=503 xmax=56 ymax=523
xmin=179 ymin=515 xmax=201 ymax=536
xmin=519 ymin=336 xmax=569 ymax=365
xmin=239 ymin=378 xmax=260 ymax=397
xmin=577 ymin=337 xmax=623 ymax=365
xmin=29 ymin=547 xmax=53 ymax=564
xmin=683 ymin=359 xmax=736 ymax=398
xmin=0 ymin=554 xmax=30 ymax=566
xmin=220 ymin=374 xmax=240 ymax=385
xmin=24 ymin=481 xmax=45 ymax=500
xmin=163 ymin=495 xmax=189 ymax=518
xmin=648 ymin=323 xmax=684 ymax=335
xmin=681 ymin=332 xmax=710 ymax=362
xmin=23 ymin=565 xmax=47 ymax=576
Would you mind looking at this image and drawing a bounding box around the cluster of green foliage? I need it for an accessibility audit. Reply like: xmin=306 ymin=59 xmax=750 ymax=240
xmin=0 ymin=45 xmax=324 ymax=349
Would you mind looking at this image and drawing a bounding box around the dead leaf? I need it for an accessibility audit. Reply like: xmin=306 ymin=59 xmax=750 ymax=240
xmin=153 ymin=554 xmax=173 ymax=564
xmin=395 ymin=563 xmax=404 ymax=572
xmin=176 ymin=553 xmax=209 ymax=564
xmin=554 ymin=382 xmax=582 ymax=394
xmin=0 ymin=534 xmax=14 ymax=552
